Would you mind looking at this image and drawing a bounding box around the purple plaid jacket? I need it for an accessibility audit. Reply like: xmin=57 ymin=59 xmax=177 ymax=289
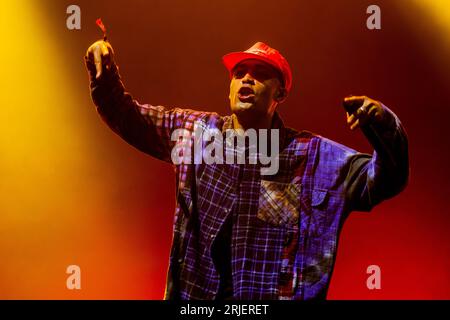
xmin=87 ymin=61 xmax=409 ymax=300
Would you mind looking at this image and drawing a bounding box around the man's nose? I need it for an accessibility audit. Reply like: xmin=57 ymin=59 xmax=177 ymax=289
xmin=241 ymin=73 xmax=255 ymax=85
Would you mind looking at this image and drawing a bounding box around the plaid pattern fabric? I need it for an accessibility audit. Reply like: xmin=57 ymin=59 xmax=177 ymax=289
xmin=89 ymin=62 xmax=409 ymax=300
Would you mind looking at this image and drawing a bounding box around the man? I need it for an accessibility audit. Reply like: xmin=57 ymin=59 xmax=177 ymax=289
xmin=85 ymin=40 xmax=409 ymax=300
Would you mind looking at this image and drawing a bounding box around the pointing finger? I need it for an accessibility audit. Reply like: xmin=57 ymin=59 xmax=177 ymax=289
xmin=93 ymin=45 xmax=103 ymax=79
xmin=344 ymin=95 xmax=366 ymax=104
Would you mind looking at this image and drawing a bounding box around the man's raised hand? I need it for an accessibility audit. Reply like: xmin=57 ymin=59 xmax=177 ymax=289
xmin=85 ymin=40 xmax=114 ymax=79
xmin=344 ymin=95 xmax=385 ymax=131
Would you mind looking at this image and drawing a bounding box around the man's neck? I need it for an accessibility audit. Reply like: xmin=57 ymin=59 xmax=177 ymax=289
xmin=232 ymin=112 xmax=274 ymax=131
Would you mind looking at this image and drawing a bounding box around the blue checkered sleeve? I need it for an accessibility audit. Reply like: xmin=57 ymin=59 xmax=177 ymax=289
xmin=345 ymin=104 xmax=409 ymax=212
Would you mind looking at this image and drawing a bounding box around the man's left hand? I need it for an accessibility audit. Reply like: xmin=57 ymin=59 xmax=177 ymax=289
xmin=344 ymin=96 xmax=385 ymax=131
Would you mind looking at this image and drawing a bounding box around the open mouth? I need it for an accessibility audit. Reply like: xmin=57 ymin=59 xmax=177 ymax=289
xmin=238 ymin=86 xmax=255 ymax=102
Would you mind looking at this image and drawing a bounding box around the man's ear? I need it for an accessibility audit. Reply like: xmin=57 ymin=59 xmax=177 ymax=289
xmin=274 ymin=87 xmax=288 ymax=103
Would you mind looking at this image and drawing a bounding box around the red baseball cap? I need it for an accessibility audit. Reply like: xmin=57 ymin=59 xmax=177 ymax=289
xmin=222 ymin=42 xmax=293 ymax=93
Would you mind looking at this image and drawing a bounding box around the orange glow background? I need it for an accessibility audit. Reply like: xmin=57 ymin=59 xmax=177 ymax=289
xmin=0 ymin=0 xmax=449 ymax=299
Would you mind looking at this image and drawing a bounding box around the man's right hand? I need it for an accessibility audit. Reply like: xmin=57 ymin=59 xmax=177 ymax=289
xmin=85 ymin=40 xmax=114 ymax=79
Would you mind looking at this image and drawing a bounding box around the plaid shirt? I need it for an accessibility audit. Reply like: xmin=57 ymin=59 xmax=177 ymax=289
xmin=88 ymin=61 xmax=409 ymax=300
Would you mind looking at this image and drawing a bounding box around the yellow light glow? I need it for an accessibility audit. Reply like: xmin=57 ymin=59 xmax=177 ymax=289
xmin=396 ymin=0 xmax=450 ymax=80
xmin=0 ymin=1 xmax=135 ymax=298
xmin=413 ymin=0 xmax=450 ymax=36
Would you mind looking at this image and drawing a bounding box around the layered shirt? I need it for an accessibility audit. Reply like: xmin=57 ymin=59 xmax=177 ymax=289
xmin=87 ymin=60 xmax=409 ymax=300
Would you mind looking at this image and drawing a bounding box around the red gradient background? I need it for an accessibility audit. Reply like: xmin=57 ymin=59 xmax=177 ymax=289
xmin=1 ymin=0 xmax=449 ymax=299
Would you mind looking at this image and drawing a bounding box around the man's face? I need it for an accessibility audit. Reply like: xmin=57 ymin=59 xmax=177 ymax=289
xmin=229 ymin=59 xmax=283 ymax=117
